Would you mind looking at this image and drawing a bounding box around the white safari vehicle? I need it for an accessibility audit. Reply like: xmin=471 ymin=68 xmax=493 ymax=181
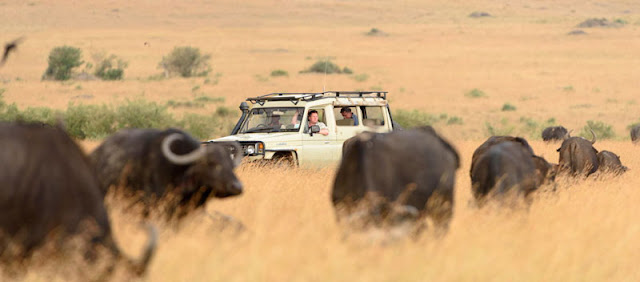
xmin=205 ymin=91 xmax=396 ymax=167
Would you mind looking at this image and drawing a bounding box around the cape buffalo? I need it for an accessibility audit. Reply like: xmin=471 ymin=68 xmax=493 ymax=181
xmin=90 ymin=128 xmax=243 ymax=220
xmin=470 ymin=136 xmax=534 ymax=178
xmin=532 ymin=155 xmax=557 ymax=185
xmin=0 ymin=122 xmax=155 ymax=275
xmin=542 ymin=126 xmax=569 ymax=142
xmin=556 ymin=130 xmax=598 ymax=176
xmin=332 ymin=127 xmax=459 ymax=230
xmin=471 ymin=141 xmax=539 ymax=203
xmin=631 ymin=124 xmax=640 ymax=143
xmin=597 ymin=150 xmax=627 ymax=174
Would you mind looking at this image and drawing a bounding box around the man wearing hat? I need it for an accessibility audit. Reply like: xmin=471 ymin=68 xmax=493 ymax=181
xmin=340 ymin=107 xmax=359 ymax=126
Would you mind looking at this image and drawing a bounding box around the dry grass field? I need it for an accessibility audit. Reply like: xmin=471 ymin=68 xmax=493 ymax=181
xmin=1 ymin=0 xmax=640 ymax=281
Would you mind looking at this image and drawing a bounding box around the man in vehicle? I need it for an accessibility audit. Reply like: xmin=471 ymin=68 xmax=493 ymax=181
xmin=268 ymin=113 xmax=282 ymax=129
xmin=306 ymin=110 xmax=329 ymax=136
xmin=340 ymin=107 xmax=359 ymax=126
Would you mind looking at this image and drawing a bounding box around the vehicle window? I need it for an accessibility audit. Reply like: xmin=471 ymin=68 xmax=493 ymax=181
xmin=361 ymin=106 xmax=385 ymax=127
xmin=239 ymin=107 xmax=304 ymax=133
xmin=334 ymin=106 xmax=358 ymax=126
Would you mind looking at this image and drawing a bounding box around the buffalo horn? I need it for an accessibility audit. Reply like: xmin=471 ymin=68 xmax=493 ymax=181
xmin=589 ymin=129 xmax=597 ymax=144
xmin=563 ymin=130 xmax=573 ymax=141
xmin=161 ymin=133 xmax=206 ymax=165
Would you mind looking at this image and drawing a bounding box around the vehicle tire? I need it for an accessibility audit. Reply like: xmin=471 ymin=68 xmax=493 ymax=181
xmin=272 ymin=152 xmax=297 ymax=168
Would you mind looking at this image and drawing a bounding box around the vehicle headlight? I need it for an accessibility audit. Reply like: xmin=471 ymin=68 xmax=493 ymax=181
xmin=246 ymin=145 xmax=255 ymax=155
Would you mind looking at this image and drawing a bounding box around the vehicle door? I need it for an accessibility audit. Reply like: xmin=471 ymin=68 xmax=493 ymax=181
xmin=300 ymin=106 xmax=339 ymax=166
xmin=334 ymin=106 xmax=364 ymax=152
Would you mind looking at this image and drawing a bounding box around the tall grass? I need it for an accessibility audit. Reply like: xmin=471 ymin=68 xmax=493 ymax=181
xmin=5 ymin=141 xmax=639 ymax=281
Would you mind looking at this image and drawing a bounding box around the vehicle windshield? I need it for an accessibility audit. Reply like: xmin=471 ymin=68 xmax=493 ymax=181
xmin=239 ymin=107 xmax=304 ymax=133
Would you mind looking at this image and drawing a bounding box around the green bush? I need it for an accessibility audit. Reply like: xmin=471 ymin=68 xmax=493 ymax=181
xmin=159 ymin=46 xmax=211 ymax=78
xmin=194 ymin=95 xmax=225 ymax=103
xmin=179 ymin=110 xmax=238 ymax=139
xmin=485 ymin=118 xmax=515 ymax=136
xmin=518 ymin=117 xmax=556 ymax=139
xmin=64 ymin=103 xmax=116 ymax=139
xmin=465 ymin=88 xmax=486 ymax=98
xmin=580 ymin=120 xmax=615 ymax=140
xmin=270 ymin=69 xmax=289 ymax=77
xmin=502 ymin=103 xmax=517 ymax=111
xmin=627 ymin=121 xmax=640 ymax=131
xmin=353 ymin=73 xmax=369 ymax=82
xmin=115 ymin=100 xmax=175 ymax=129
xmin=93 ymin=53 xmax=127 ymax=80
xmin=43 ymin=46 xmax=84 ymax=81
xmin=301 ymin=60 xmax=343 ymax=74
xmin=0 ymin=94 xmax=238 ymax=140
xmin=15 ymin=107 xmax=60 ymax=124
xmin=393 ymin=109 xmax=438 ymax=128
xmin=447 ymin=116 xmax=464 ymax=125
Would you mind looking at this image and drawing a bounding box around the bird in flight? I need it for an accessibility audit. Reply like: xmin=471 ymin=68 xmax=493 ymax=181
xmin=0 ymin=37 xmax=25 ymax=67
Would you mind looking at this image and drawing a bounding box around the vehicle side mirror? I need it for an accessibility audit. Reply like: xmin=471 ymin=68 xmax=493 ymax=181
xmin=310 ymin=125 xmax=320 ymax=136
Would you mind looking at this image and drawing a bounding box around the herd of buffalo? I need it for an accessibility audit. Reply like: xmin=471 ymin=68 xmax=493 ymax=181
xmin=0 ymin=121 xmax=637 ymax=277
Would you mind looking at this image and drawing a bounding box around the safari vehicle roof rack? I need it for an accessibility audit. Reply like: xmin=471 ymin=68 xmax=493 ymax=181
xmin=246 ymin=91 xmax=387 ymax=105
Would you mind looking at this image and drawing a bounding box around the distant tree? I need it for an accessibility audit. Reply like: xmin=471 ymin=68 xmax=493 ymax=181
xmin=159 ymin=46 xmax=211 ymax=78
xmin=43 ymin=46 xmax=84 ymax=81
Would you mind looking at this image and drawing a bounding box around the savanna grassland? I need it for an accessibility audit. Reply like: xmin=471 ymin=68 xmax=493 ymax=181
xmin=1 ymin=0 xmax=640 ymax=281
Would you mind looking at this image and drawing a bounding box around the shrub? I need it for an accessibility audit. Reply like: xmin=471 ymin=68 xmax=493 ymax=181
xmin=342 ymin=67 xmax=353 ymax=74
xmin=485 ymin=118 xmax=515 ymax=136
xmin=64 ymin=103 xmax=116 ymax=139
xmin=365 ymin=28 xmax=387 ymax=36
xmin=353 ymin=73 xmax=369 ymax=82
xmin=215 ymin=106 xmax=232 ymax=117
xmin=115 ymin=100 xmax=175 ymax=129
xmin=393 ymin=109 xmax=438 ymax=128
xmin=502 ymin=103 xmax=517 ymax=111
xmin=270 ymin=69 xmax=289 ymax=77
xmin=447 ymin=116 xmax=463 ymax=125
xmin=159 ymin=46 xmax=211 ymax=78
xmin=301 ymin=60 xmax=342 ymax=74
xmin=465 ymin=88 xmax=486 ymax=98
xmin=43 ymin=46 xmax=84 ymax=81
xmin=179 ymin=110 xmax=238 ymax=139
xmin=580 ymin=120 xmax=615 ymax=140
xmin=194 ymin=95 xmax=225 ymax=103
xmin=92 ymin=53 xmax=127 ymax=80
xmin=518 ymin=117 xmax=556 ymax=139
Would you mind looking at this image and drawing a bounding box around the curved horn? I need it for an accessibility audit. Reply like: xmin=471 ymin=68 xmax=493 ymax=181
xmin=161 ymin=133 xmax=206 ymax=165
xmin=564 ymin=130 xmax=572 ymax=141
xmin=589 ymin=129 xmax=596 ymax=144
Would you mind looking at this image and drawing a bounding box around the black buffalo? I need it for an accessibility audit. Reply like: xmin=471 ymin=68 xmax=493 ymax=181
xmin=542 ymin=126 xmax=569 ymax=142
xmin=556 ymin=130 xmax=598 ymax=176
xmin=470 ymin=136 xmax=534 ymax=178
xmin=90 ymin=128 xmax=243 ymax=219
xmin=471 ymin=141 xmax=540 ymax=203
xmin=597 ymin=150 xmax=627 ymax=174
xmin=0 ymin=122 xmax=155 ymax=274
xmin=332 ymin=127 xmax=459 ymax=229
xmin=631 ymin=124 xmax=640 ymax=144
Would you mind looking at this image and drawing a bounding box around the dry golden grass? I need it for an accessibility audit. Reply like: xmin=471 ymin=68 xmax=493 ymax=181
xmin=2 ymin=0 xmax=640 ymax=281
